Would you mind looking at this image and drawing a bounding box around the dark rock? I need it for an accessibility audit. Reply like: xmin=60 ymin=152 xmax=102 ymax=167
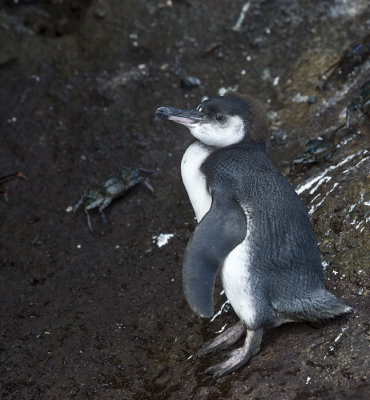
xmin=180 ymin=76 xmax=201 ymax=89
xmin=93 ymin=8 xmax=106 ymax=19
xmin=271 ymin=130 xmax=288 ymax=145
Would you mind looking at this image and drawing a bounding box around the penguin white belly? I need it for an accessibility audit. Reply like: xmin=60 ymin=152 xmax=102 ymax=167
xmin=181 ymin=142 xmax=213 ymax=222
xmin=221 ymin=210 xmax=256 ymax=327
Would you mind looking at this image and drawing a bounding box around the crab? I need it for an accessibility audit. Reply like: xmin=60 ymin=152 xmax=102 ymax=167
xmin=74 ymin=167 xmax=155 ymax=232
xmin=321 ymin=34 xmax=370 ymax=89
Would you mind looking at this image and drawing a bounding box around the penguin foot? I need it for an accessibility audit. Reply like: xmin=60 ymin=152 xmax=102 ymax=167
xmin=204 ymin=328 xmax=263 ymax=379
xmin=197 ymin=321 xmax=245 ymax=357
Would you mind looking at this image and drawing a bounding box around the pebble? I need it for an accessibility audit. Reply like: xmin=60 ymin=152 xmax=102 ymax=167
xmin=180 ymin=76 xmax=201 ymax=89
xmin=307 ymin=95 xmax=318 ymax=104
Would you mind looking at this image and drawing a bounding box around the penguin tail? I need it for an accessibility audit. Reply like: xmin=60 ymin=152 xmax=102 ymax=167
xmin=276 ymin=290 xmax=353 ymax=322
xmin=306 ymin=290 xmax=353 ymax=321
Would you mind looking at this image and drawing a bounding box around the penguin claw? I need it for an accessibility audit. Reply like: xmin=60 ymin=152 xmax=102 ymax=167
xmin=197 ymin=321 xmax=245 ymax=357
xmin=204 ymin=347 xmax=252 ymax=378
xmin=203 ymin=328 xmax=263 ymax=378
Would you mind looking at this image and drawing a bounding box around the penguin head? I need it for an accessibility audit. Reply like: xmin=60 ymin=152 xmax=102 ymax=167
xmin=156 ymin=92 xmax=269 ymax=148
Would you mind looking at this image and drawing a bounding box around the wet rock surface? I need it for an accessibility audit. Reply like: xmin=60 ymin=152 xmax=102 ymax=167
xmin=0 ymin=0 xmax=369 ymax=399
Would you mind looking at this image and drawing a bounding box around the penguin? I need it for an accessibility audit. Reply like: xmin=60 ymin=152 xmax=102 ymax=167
xmin=155 ymin=92 xmax=352 ymax=378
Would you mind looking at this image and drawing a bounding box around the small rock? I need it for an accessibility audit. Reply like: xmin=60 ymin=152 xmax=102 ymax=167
xmin=251 ymin=36 xmax=268 ymax=48
xmin=271 ymin=130 xmax=288 ymax=145
xmin=93 ymin=8 xmax=106 ymax=19
xmin=307 ymin=95 xmax=318 ymax=104
xmin=180 ymin=76 xmax=201 ymax=89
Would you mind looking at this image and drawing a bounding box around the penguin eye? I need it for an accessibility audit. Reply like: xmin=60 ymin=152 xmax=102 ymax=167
xmin=215 ymin=114 xmax=225 ymax=122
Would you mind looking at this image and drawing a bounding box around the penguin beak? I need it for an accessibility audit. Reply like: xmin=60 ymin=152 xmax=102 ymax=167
xmin=156 ymin=107 xmax=204 ymax=125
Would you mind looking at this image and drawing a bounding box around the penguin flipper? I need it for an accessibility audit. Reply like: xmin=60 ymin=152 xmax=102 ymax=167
xmin=182 ymin=195 xmax=247 ymax=318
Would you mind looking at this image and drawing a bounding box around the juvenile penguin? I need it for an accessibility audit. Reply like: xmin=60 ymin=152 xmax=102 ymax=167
xmin=155 ymin=93 xmax=352 ymax=378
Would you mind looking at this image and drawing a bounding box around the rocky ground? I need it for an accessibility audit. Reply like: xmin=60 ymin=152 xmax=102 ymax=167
xmin=0 ymin=0 xmax=369 ymax=399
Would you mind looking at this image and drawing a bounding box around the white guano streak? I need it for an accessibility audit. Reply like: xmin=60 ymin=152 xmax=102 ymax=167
xmin=296 ymin=150 xmax=367 ymax=195
xmin=309 ymin=183 xmax=339 ymax=215
xmin=232 ymin=2 xmax=251 ymax=32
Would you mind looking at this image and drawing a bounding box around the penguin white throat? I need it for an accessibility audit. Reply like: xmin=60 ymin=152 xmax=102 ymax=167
xmin=180 ymin=114 xmax=246 ymax=221
xmin=181 ymin=142 xmax=213 ymax=222
xmin=186 ymin=115 xmax=245 ymax=147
